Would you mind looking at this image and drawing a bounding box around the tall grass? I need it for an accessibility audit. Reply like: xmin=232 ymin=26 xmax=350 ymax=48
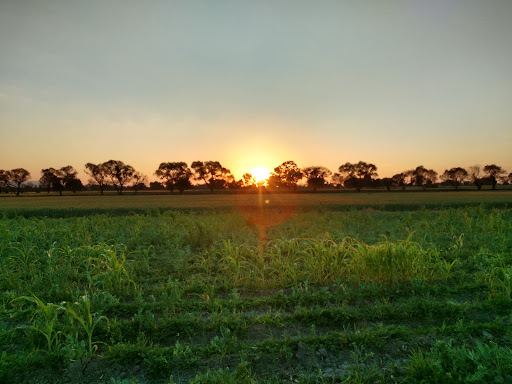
xmin=202 ymin=235 xmax=446 ymax=288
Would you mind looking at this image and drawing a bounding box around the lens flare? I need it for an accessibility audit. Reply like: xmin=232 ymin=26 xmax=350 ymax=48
xmin=249 ymin=166 xmax=271 ymax=183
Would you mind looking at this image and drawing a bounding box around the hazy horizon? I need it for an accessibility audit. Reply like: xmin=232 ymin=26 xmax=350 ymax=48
xmin=1 ymin=1 xmax=511 ymax=182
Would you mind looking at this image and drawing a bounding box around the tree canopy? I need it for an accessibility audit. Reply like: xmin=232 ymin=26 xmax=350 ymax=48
xmin=0 ymin=168 xmax=31 ymax=196
xmin=102 ymin=160 xmax=136 ymax=195
xmin=1 ymin=159 xmax=510 ymax=195
xmin=155 ymin=162 xmax=193 ymax=194
xmin=302 ymin=166 xmax=332 ymax=192
xmin=191 ymin=161 xmax=234 ymax=192
xmin=40 ymin=166 xmax=80 ymax=196
xmin=269 ymin=161 xmax=303 ymax=191
xmin=441 ymin=167 xmax=468 ymax=190
xmin=338 ymin=161 xmax=377 ymax=192
xmin=483 ymin=164 xmax=506 ymax=190
xmin=411 ymin=166 xmax=438 ymax=190
xmin=84 ymin=162 xmax=109 ymax=195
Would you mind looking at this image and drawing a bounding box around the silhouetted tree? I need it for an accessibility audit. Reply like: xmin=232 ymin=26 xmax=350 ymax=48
xmin=330 ymin=173 xmax=345 ymax=188
xmin=175 ymin=177 xmax=193 ymax=194
xmin=39 ymin=169 xmax=55 ymax=193
xmin=343 ymin=177 xmax=360 ymax=190
xmin=40 ymin=166 xmax=78 ymax=196
xmin=270 ymin=161 xmax=303 ymax=191
xmin=66 ymin=178 xmax=83 ymax=193
xmin=155 ymin=162 xmax=193 ymax=193
xmin=483 ymin=164 xmax=506 ymax=190
xmin=468 ymin=165 xmax=483 ymax=190
xmin=380 ymin=177 xmax=395 ymax=191
xmin=338 ymin=161 xmax=377 ymax=192
xmin=84 ymin=162 xmax=109 ymax=195
xmin=0 ymin=170 xmax=8 ymax=193
xmin=0 ymin=168 xmax=31 ymax=196
xmin=441 ymin=167 xmax=468 ymax=190
xmin=130 ymin=172 xmax=147 ymax=194
xmin=41 ymin=168 xmax=60 ymax=195
xmin=61 ymin=166 xmax=79 ymax=189
xmin=241 ymin=173 xmax=257 ymax=188
xmin=267 ymin=175 xmax=280 ymax=190
xmin=508 ymin=173 xmax=512 ymax=184
xmin=302 ymin=166 xmax=332 ymax=192
xmin=404 ymin=170 xmax=416 ymax=189
xmin=392 ymin=173 xmax=408 ymax=190
xmin=411 ymin=166 xmax=437 ymax=190
xmin=149 ymin=181 xmax=165 ymax=190
xmin=103 ymin=160 xmax=135 ymax=195
xmin=191 ymin=161 xmax=233 ymax=192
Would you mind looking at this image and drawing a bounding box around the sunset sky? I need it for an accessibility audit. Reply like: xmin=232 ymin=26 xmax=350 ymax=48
xmin=1 ymin=1 xmax=511 ymax=182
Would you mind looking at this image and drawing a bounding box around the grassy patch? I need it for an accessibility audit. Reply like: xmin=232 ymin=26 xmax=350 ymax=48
xmin=1 ymin=202 xmax=511 ymax=382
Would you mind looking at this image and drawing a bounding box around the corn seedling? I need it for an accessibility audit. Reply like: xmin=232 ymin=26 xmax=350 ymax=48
xmin=63 ymin=295 xmax=110 ymax=355
xmin=20 ymin=295 xmax=63 ymax=351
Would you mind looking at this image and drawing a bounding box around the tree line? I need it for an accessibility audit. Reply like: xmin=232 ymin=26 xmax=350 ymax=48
xmin=0 ymin=160 xmax=511 ymax=196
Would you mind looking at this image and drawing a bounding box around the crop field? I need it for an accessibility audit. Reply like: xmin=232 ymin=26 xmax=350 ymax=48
xmin=1 ymin=191 xmax=512 ymax=217
xmin=1 ymin=194 xmax=512 ymax=383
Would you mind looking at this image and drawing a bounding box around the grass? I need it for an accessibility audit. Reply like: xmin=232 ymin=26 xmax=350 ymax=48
xmin=0 ymin=195 xmax=512 ymax=382
xmin=0 ymin=191 xmax=511 ymax=218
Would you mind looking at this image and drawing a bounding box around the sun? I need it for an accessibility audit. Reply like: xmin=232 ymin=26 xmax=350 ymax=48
xmin=249 ymin=166 xmax=271 ymax=183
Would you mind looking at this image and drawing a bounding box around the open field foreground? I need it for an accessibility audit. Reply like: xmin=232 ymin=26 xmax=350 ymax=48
xmin=1 ymin=198 xmax=512 ymax=383
xmin=1 ymin=191 xmax=512 ymax=218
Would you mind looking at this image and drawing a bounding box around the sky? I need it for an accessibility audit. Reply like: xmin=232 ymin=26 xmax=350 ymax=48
xmin=1 ymin=0 xmax=511 ymax=182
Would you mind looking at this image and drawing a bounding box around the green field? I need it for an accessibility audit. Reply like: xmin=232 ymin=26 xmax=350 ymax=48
xmin=1 ymin=191 xmax=511 ymax=217
xmin=1 ymin=194 xmax=512 ymax=383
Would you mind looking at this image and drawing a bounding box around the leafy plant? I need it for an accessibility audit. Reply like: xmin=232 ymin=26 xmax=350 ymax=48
xmin=63 ymin=295 xmax=109 ymax=355
xmin=20 ymin=295 xmax=63 ymax=351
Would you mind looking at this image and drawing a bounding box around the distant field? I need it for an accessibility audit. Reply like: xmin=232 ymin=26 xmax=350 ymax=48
xmin=0 ymin=191 xmax=511 ymax=217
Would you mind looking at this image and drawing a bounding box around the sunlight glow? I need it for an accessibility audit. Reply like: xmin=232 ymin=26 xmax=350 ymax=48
xmin=249 ymin=166 xmax=271 ymax=183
